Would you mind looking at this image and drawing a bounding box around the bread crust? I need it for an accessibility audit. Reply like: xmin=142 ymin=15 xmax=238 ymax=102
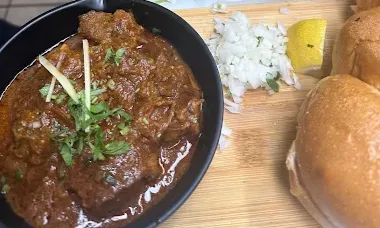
xmin=332 ymin=7 xmax=380 ymax=89
xmin=287 ymin=75 xmax=380 ymax=228
xmin=355 ymin=0 xmax=380 ymax=12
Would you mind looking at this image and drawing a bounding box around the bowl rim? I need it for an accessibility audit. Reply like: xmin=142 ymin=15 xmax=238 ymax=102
xmin=0 ymin=0 xmax=223 ymax=227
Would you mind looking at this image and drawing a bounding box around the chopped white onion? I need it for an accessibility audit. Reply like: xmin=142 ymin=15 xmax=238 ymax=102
xmin=28 ymin=121 xmax=42 ymax=129
xmin=206 ymin=11 xmax=299 ymax=114
xmin=212 ymin=2 xmax=228 ymax=14
xmin=219 ymin=124 xmax=232 ymax=151
xmin=279 ymin=6 xmax=291 ymax=15
xmin=232 ymin=95 xmax=242 ymax=104
xmin=221 ymin=124 xmax=232 ymax=137
xmin=219 ymin=135 xmax=229 ymax=151
xmin=225 ymin=105 xmax=240 ymax=114
xmin=224 ymin=98 xmax=240 ymax=108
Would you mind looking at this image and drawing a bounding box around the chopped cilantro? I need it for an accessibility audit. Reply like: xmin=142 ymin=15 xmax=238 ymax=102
xmin=104 ymin=48 xmax=126 ymax=67
xmin=274 ymin=72 xmax=281 ymax=81
xmin=226 ymin=90 xmax=232 ymax=98
xmin=0 ymin=175 xmax=7 ymax=194
xmin=90 ymin=142 xmax=105 ymax=161
xmin=40 ymin=84 xmax=67 ymax=104
xmin=104 ymin=141 xmax=131 ymax=155
xmin=257 ymin=36 xmax=263 ymax=47
xmin=307 ymin=44 xmax=314 ymax=48
xmin=117 ymin=110 xmax=133 ymax=121
xmin=55 ymin=94 xmax=68 ymax=104
xmin=51 ymin=86 xmax=133 ymax=166
xmin=104 ymin=48 xmax=115 ymax=65
xmin=1 ymin=184 xmax=9 ymax=194
xmin=60 ymin=144 xmax=74 ymax=166
xmin=152 ymin=27 xmax=161 ymax=34
xmin=39 ymin=84 xmax=50 ymax=97
xmin=15 ymin=169 xmax=23 ymax=181
xmin=119 ymin=126 xmax=130 ymax=136
xmin=267 ymin=78 xmax=280 ymax=92
xmin=114 ymin=48 xmax=125 ymax=66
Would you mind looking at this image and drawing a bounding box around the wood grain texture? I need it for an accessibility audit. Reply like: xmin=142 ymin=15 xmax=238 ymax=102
xmin=161 ymin=1 xmax=355 ymax=227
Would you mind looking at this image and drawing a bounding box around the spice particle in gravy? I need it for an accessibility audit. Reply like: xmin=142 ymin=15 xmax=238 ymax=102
xmin=0 ymin=10 xmax=202 ymax=227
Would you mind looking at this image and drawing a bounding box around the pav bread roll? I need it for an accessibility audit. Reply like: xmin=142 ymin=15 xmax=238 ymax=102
xmin=355 ymin=0 xmax=380 ymax=12
xmin=286 ymin=75 xmax=380 ymax=228
xmin=331 ymin=7 xmax=380 ymax=89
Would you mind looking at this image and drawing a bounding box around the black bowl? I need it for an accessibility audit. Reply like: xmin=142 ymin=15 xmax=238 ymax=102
xmin=0 ymin=0 xmax=223 ymax=227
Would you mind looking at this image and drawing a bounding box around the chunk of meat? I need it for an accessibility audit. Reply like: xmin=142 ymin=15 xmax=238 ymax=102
xmin=66 ymin=150 xmax=143 ymax=210
xmin=79 ymin=10 xmax=144 ymax=43
xmin=79 ymin=11 xmax=114 ymax=42
xmin=133 ymin=98 xmax=175 ymax=141
xmin=108 ymin=77 xmax=136 ymax=112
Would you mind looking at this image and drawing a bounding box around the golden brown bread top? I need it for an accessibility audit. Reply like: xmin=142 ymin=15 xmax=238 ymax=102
xmin=356 ymin=0 xmax=380 ymax=12
xmin=294 ymin=75 xmax=380 ymax=227
xmin=331 ymin=7 xmax=380 ymax=89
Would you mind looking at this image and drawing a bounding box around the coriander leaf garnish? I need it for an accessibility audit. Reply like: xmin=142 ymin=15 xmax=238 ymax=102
xmin=104 ymin=48 xmax=126 ymax=67
xmin=257 ymin=36 xmax=263 ymax=47
xmin=1 ymin=184 xmax=9 ymax=194
xmin=117 ymin=110 xmax=133 ymax=121
xmin=90 ymin=102 xmax=110 ymax=114
xmin=104 ymin=48 xmax=115 ymax=65
xmin=117 ymin=123 xmax=126 ymax=130
xmin=267 ymin=78 xmax=280 ymax=92
xmin=118 ymin=122 xmax=131 ymax=136
xmin=77 ymin=135 xmax=84 ymax=155
xmin=274 ymin=72 xmax=281 ymax=81
xmin=41 ymin=44 xmax=133 ymax=166
xmin=104 ymin=141 xmax=131 ymax=155
xmin=39 ymin=84 xmax=50 ymax=97
xmin=119 ymin=126 xmax=130 ymax=136
xmin=90 ymin=142 xmax=106 ymax=161
xmin=0 ymin=175 xmax=8 ymax=194
xmin=114 ymin=48 xmax=125 ymax=66
xmin=226 ymin=90 xmax=232 ymax=98
xmin=15 ymin=169 xmax=23 ymax=181
xmin=52 ymin=86 xmax=133 ymax=166
xmin=55 ymin=94 xmax=68 ymax=104
xmin=152 ymin=27 xmax=161 ymax=34
xmin=117 ymin=111 xmax=132 ymax=136
xmin=91 ymin=88 xmax=106 ymax=96
xmin=60 ymin=144 xmax=74 ymax=166
xmin=40 ymin=84 xmax=68 ymax=104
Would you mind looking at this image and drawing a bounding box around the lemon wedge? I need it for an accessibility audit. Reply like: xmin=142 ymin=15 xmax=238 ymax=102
xmin=286 ymin=19 xmax=327 ymax=77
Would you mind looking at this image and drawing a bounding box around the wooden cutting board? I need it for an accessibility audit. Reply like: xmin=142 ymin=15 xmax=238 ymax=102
xmin=162 ymin=1 xmax=355 ymax=227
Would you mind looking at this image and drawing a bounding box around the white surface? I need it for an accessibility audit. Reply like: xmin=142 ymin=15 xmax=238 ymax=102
xmin=148 ymin=0 xmax=289 ymax=10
